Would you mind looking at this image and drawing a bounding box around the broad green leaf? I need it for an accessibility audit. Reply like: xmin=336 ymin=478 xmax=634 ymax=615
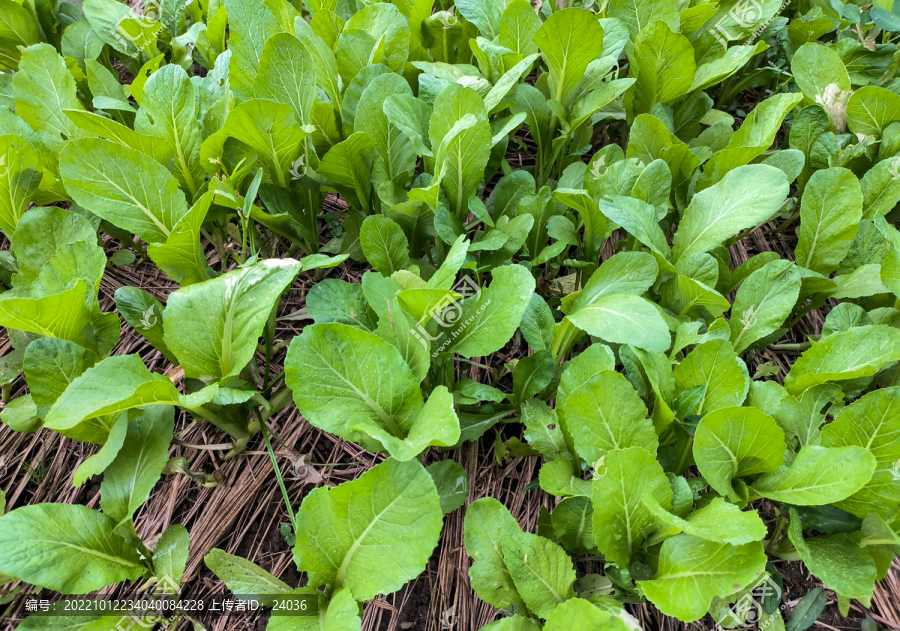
xmin=255 ymin=32 xmax=316 ymax=126
xmin=318 ymin=132 xmax=375 ymax=212
xmin=784 ymin=325 xmax=900 ymax=395
xmin=308 ymin=278 xmax=377 ymax=331
xmin=0 ymin=0 xmax=40 ymax=70
xmin=0 ymin=281 xmax=94 ymax=349
xmin=354 ymin=386 xmax=460 ymax=461
xmin=861 ymin=156 xmax=900 ymax=220
xmin=630 ymin=21 xmax=695 ymax=116
xmin=693 ymin=407 xmax=785 ymax=501
xmin=294 ymin=458 xmax=441 ymax=600
xmin=520 ymin=293 xmax=555 ymax=353
xmin=699 ymin=93 xmax=803 ymax=188
xmin=513 ymin=351 xmax=555 ymax=406
xmin=791 ymin=43 xmax=851 ymax=132
xmin=384 ymin=93 xmax=433 ymax=157
xmin=821 ymin=387 xmax=900 ymax=469
xmin=598 ymin=196 xmax=671 ymax=260
xmin=23 ymin=338 xmax=99 ymax=419
xmin=638 ymin=534 xmax=766 ymax=622
xmin=205 ymin=548 xmax=292 ymax=596
xmin=147 ymin=192 xmax=215 ymax=286
xmin=163 ymin=259 xmax=301 ymax=379
xmin=224 ymin=0 xmax=287 ymax=98
xmin=567 ymin=294 xmax=669 ymax=353
xmin=592 ymin=447 xmax=672 ymax=567
xmin=64 ymin=110 xmax=172 ymax=165
xmin=672 ymin=165 xmax=788 ymax=262
xmin=72 ymin=413 xmax=128 ymax=487
xmin=0 ymin=504 xmax=144 ymax=593
xmin=532 ymin=9 xmax=605 ymax=109
xmin=483 ymin=616 xmax=543 ymax=631
xmin=500 ymin=0 xmax=541 ymax=56
xmin=43 ymin=354 xmax=213 ymax=433
xmin=795 ymin=167 xmax=863 ymax=275
xmin=847 ymin=86 xmax=900 ymax=137
xmin=152 ymin=524 xmax=189 ymax=589
xmin=787 ymin=509 xmax=876 ymax=601
xmin=751 ymin=445 xmax=877 ymax=505
xmin=465 ymin=498 xmax=528 ymax=611
xmin=360 ymin=215 xmax=410 ymax=276
xmin=627 ymin=114 xmax=699 ymax=198
xmin=0 ymin=135 xmax=42 ymax=236
xmin=223 ymin=99 xmax=308 ymax=189
xmin=643 ymin=496 xmax=767 ymax=545
xmin=100 ymin=405 xmax=174 ymax=526
xmin=730 ymin=260 xmax=801 ymax=353
xmin=558 ymin=370 xmax=657 ymax=463
xmin=447 ymin=264 xmax=535 ymax=358
xmin=551 ymin=496 xmax=594 ymax=555
xmin=12 ymin=43 xmax=87 ymax=153
xmin=608 ymin=0 xmax=679 ymax=37
xmin=356 ymin=74 xmax=416 ymax=189
xmin=286 ymin=322 xmax=423 ymax=445
xmin=429 ymin=85 xmax=492 ymax=219
xmin=9 ymin=206 xmax=98 ymax=288
xmin=60 ymin=139 xmax=189 ymax=245
xmin=674 ymin=339 xmax=747 ymax=416
xmin=344 ymin=3 xmax=410 ymax=75
xmin=544 ymin=599 xmax=631 ymax=631
xmin=502 ymin=531 xmax=576 ymax=619
xmin=134 ymin=64 xmax=204 ymax=196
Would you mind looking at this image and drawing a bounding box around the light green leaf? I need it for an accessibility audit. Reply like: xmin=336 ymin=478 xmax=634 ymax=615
xmin=751 ymin=445 xmax=877 ymax=505
xmin=205 ymin=548 xmax=292 ymax=597
xmin=673 ymin=165 xmax=788 ymax=262
xmin=643 ymin=496 xmax=767 ymax=545
xmin=630 ymin=21 xmax=695 ymax=116
xmin=100 ymin=405 xmax=174 ymax=526
xmin=465 ymin=497 xmax=528 ymax=611
xmin=360 ymin=215 xmax=410 ymax=276
xmin=0 ymin=281 xmax=94 ymax=349
xmin=730 ymin=260 xmax=801 ymax=353
xmin=0 ymin=504 xmax=144 ymax=593
xmin=318 ymin=132 xmax=375 ymax=212
xmin=795 ymin=167 xmax=862 ymax=275
xmin=592 ymin=447 xmax=672 ymax=567
xmin=784 ymin=325 xmax=900 ymax=395
xmin=447 ymin=264 xmax=535 ymax=358
xmin=533 ymin=9 xmax=604 ymax=109
xmin=674 ymin=339 xmax=747 ymax=415
xmin=502 ymin=531 xmax=576 ymax=619
xmin=286 ymin=322 xmax=423 ymax=446
xmin=114 ymin=286 xmax=176 ymax=364
xmin=71 ymin=413 xmax=128 ymax=487
xmin=163 ymin=259 xmax=301 ymax=379
xmin=23 ymin=337 xmax=99 ymax=419
xmin=294 ymin=458 xmax=441 ymax=600
xmin=821 ymin=387 xmax=900 ymax=469
xmin=847 ymin=86 xmax=900 ymax=137
xmin=693 ymin=407 xmax=785 ymax=501
xmin=544 ymin=598 xmax=631 ymax=631
xmin=255 ymin=32 xmax=316 ymax=126
xmin=147 ymin=192 xmax=215 ymax=286
xmin=0 ymin=135 xmax=42 ymax=236
xmin=638 ymin=534 xmax=766 ymax=622
xmin=787 ymin=509 xmax=876 ymax=601
xmin=60 ymin=138 xmax=188 ymax=246
xmin=224 ymin=99 xmax=308 ymax=190
xmin=559 ymin=370 xmax=657 ymax=463
xmin=12 ymin=43 xmax=87 ymax=153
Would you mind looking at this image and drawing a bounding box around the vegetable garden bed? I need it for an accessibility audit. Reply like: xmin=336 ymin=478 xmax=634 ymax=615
xmin=2 ymin=0 xmax=900 ymax=629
